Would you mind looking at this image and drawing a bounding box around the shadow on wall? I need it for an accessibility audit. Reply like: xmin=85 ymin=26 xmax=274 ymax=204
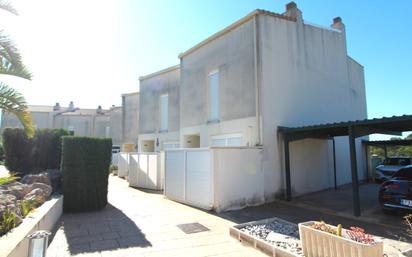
xmin=62 ymin=204 xmax=151 ymax=254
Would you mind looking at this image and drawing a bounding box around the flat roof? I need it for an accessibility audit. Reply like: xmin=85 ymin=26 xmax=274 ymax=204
xmin=121 ymin=92 xmax=139 ymax=97
xmin=178 ymin=9 xmax=296 ymax=59
xmin=362 ymin=139 xmax=412 ymax=146
xmin=279 ymin=115 xmax=412 ymax=139
xmin=139 ymin=64 xmax=179 ymax=81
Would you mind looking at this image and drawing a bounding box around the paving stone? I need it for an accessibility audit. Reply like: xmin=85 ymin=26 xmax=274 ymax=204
xmin=101 ymin=231 xmax=120 ymax=240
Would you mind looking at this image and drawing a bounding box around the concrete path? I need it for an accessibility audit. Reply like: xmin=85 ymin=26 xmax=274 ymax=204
xmin=47 ymin=175 xmax=266 ymax=257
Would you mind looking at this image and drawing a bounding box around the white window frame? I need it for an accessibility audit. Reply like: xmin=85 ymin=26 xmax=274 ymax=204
xmin=208 ymin=70 xmax=219 ymax=122
xmin=211 ymin=133 xmax=243 ymax=147
xmin=159 ymin=94 xmax=169 ymax=132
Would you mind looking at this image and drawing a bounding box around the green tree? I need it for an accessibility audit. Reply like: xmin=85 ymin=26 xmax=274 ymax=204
xmin=0 ymin=1 xmax=34 ymax=137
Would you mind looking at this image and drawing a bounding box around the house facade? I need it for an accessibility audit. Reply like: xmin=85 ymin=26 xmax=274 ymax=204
xmin=121 ymin=92 xmax=139 ymax=146
xmin=1 ymin=102 xmax=122 ymax=142
xmin=177 ymin=3 xmax=367 ymax=200
xmin=138 ymin=65 xmax=180 ymax=152
xmin=132 ymin=2 xmax=367 ymax=210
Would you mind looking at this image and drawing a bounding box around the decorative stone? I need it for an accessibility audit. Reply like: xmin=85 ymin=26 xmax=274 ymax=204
xmin=0 ymin=182 xmax=32 ymax=200
xmin=21 ymin=173 xmax=50 ymax=186
xmin=23 ymin=188 xmax=46 ymax=206
xmin=30 ymin=183 xmax=52 ymax=199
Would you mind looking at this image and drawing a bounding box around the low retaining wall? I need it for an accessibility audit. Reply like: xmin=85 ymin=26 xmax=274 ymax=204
xmin=0 ymin=195 xmax=63 ymax=257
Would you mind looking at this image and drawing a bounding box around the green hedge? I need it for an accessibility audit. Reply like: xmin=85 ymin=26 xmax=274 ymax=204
xmin=2 ymin=128 xmax=69 ymax=175
xmin=3 ymin=128 xmax=35 ymax=175
xmin=61 ymin=136 xmax=112 ymax=212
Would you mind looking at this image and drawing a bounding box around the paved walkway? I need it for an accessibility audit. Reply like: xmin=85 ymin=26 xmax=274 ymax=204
xmin=47 ymin=175 xmax=266 ymax=257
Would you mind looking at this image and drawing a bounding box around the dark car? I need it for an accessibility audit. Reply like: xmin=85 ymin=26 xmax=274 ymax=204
xmin=379 ymin=165 xmax=412 ymax=213
xmin=375 ymin=157 xmax=411 ymax=182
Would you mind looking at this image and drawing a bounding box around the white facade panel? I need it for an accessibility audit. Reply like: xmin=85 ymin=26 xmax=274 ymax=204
xmin=186 ymin=150 xmax=213 ymax=209
xmin=128 ymin=154 xmax=139 ymax=187
xmin=118 ymin=153 xmax=129 ymax=178
xmin=164 ymin=151 xmax=186 ymax=201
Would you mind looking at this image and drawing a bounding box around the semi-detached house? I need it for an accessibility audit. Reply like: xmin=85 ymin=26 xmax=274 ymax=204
xmin=136 ymin=2 xmax=367 ymax=211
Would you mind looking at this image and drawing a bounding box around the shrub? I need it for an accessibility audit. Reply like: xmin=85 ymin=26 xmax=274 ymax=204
xmin=2 ymin=128 xmax=69 ymax=175
xmin=33 ymin=129 xmax=69 ymax=170
xmin=109 ymin=165 xmax=118 ymax=173
xmin=0 ymin=210 xmax=17 ymax=236
xmin=61 ymin=137 xmax=112 ymax=212
xmin=0 ymin=174 xmax=18 ymax=186
xmin=2 ymin=128 xmax=35 ymax=175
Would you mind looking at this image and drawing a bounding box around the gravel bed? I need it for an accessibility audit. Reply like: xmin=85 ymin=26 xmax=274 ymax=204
xmin=240 ymin=220 xmax=304 ymax=256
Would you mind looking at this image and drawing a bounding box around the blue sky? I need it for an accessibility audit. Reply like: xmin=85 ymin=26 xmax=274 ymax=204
xmin=2 ymin=0 xmax=411 ymax=121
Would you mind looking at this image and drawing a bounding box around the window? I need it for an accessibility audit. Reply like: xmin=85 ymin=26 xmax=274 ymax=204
xmin=208 ymin=70 xmax=219 ymax=122
xmin=393 ymin=168 xmax=412 ymax=180
xmin=160 ymin=94 xmax=168 ymax=131
xmin=211 ymin=133 xmax=243 ymax=147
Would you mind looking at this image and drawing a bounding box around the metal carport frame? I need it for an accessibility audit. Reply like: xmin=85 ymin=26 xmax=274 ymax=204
xmin=278 ymin=115 xmax=412 ymax=216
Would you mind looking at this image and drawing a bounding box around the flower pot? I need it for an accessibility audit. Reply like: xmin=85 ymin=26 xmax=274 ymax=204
xmin=299 ymin=221 xmax=383 ymax=257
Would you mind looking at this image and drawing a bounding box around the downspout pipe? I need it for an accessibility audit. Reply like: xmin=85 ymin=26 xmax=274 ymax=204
xmin=253 ymin=15 xmax=262 ymax=146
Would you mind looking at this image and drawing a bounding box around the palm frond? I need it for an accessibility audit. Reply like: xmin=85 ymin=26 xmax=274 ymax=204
xmin=0 ymin=31 xmax=31 ymax=80
xmin=0 ymin=0 xmax=18 ymax=15
xmin=0 ymin=82 xmax=34 ymax=137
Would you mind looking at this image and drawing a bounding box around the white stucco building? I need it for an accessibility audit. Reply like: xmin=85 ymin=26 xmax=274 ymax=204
xmin=138 ymin=65 xmax=180 ymax=152
xmin=1 ymin=102 xmax=123 ymax=143
xmin=136 ymin=2 xmax=367 ymax=211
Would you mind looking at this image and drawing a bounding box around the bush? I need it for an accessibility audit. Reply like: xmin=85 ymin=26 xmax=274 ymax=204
xmin=2 ymin=128 xmax=69 ymax=175
xmin=2 ymin=128 xmax=35 ymax=175
xmin=61 ymin=137 xmax=112 ymax=212
xmin=34 ymin=129 xmax=69 ymax=170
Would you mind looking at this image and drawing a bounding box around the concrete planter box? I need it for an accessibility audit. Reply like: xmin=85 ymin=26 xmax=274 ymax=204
xmin=229 ymin=217 xmax=301 ymax=257
xmin=298 ymin=221 xmax=383 ymax=257
xmin=0 ymin=195 xmax=63 ymax=257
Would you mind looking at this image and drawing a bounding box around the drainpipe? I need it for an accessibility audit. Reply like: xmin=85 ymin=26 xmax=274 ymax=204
xmin=253 ymin=15 xmax=262 ymax=146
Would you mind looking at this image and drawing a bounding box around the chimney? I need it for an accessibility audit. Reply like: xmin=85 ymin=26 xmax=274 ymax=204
xmin=53 ymin=102 xmax=60 ymax=111
xmin=96 ymin=105 xmax=103 ymax=114
xmin=68 ymin=101 xmax=74 ymax=110
xmin=284 ymin=1 xmax=302 ymax=22
xmin=331 ymin=16 xmax=345 ymax=33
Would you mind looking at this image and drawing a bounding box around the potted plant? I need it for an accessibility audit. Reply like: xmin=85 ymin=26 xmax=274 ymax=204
xmin=400 ymin=215 xmax=412 ymax=257
xmin=299 ymin=221 xmax=383 ymax=257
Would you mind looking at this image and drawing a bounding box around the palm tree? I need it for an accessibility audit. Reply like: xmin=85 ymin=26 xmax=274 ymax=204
xmin=0 ymin=0 xmax=34 ymax=137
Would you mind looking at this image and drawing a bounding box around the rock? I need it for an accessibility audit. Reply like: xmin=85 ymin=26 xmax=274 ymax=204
xmin=30 ymin=183 xmax=52 ymax=199
xmin=0 ymin=194 xmax=17 ymax=206
xmin=21 ymin=173 xmax=51 ymax=186
xmin=0 ymin=182 xmax=32 ymax=200
xmin=24 ymin=188 xmax=46 ymax=206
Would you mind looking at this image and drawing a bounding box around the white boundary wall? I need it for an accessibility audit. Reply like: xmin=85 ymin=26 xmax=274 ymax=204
xmin=164 ymin=147 xmax=263 ymax=212
xmin=118 ymin=152 xmax=130 ymax=178
xmin=128 ymin=152 xmax=164 ymax=190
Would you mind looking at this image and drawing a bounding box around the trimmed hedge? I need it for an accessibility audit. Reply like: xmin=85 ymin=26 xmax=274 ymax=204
xmin=3 ymin=128 xmax=35 ymax=175
xmin=2 ymin=128 xmax=69 ymax=175
xmin=61 ymin=136 xmax=112 ymax=212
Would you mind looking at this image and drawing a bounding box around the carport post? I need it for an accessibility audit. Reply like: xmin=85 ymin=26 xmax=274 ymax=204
xmin=348 ymin=125 xmax=361 ymax=216
xmin=332 ymin=138 xmax=337 ymax=190
xmin=284 ymin=135 xmax=292 ymax=201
